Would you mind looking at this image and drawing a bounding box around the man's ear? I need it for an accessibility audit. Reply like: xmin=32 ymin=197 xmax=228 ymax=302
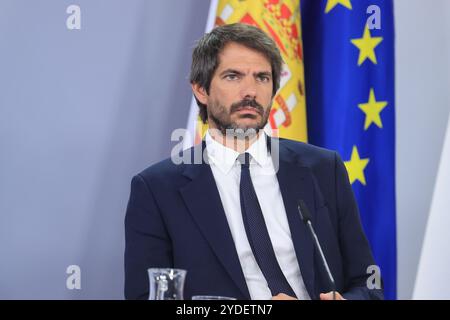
xmin=191 ymin=83 xmax=208 ymax=105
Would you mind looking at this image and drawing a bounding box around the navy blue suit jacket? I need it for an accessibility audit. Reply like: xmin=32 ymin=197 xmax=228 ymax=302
xmin=124 ymin=138 xmax=383 ymax=300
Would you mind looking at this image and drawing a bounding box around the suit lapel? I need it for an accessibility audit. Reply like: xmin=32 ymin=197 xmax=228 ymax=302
xmin=179 ymin=142 xmax=250 ymax=299
xmin=273 ymin=140 xmax=318 ymax=299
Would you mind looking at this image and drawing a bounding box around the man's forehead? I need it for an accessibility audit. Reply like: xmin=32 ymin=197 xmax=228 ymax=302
xmin=216 ymin=43 xmax=272 ymax=71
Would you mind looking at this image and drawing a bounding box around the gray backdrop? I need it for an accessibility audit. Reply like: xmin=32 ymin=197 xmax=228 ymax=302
xmin=0 ymin=0 xmax=449 ymax=299
xmin=0 ymin=0 xmax=208 ymax=299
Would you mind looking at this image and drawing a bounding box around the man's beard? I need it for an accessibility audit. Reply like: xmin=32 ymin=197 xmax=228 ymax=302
xmin=208 ymin=98 xmax=271 ymax=139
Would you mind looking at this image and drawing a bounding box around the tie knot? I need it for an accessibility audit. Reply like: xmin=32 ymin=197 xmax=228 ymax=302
xmin=237 ymin=152 xmax=251 ymax=168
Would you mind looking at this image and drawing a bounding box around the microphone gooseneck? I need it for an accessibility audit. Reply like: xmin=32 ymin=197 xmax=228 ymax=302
xmin=297 ymin=200 xmax=337 ymax=300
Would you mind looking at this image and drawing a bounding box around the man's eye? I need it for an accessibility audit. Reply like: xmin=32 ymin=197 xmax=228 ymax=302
xmin=225 ymin=74 xmax=238 ymax=80
xmin=258 ymin=75 xmax=270 ymax=82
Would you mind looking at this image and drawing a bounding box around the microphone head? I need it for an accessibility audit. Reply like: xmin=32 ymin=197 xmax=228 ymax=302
xmin=297 ymin=200 xmax=312 ymax=223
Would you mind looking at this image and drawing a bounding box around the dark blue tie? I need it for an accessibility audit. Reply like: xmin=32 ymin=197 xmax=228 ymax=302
xmin=238 ymin=152 xmax=297 ymax=298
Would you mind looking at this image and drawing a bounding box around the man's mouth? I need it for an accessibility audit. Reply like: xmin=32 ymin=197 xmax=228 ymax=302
xmin=234 ymin=106 xmax=262 ymax=115
xmin=230 ymin=99 xmax=264 ymax=116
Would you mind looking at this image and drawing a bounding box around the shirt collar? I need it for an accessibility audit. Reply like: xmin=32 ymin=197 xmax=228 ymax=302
xmin=205 ymin=130 xmax=271 ymax=175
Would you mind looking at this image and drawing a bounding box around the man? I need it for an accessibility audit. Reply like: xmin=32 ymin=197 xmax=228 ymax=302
xmin=124 ymin=23 xmax=383 ymax=300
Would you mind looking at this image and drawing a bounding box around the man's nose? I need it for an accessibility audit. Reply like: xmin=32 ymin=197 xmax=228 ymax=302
xmin=239 ymin=77 xmax=257 ymax=100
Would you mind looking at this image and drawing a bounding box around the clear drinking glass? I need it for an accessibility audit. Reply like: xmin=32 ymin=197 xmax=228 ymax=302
xmin=148 ymin=268 xmax=187 ymax=300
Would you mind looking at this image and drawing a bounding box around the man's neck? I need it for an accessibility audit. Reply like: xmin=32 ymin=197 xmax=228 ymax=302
xmin=208 ymin=128 xmax=261 ymax=154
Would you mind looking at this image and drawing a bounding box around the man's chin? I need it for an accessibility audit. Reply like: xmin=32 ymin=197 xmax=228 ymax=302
xmin=226 ymin=122 xmax=265 ymax=138
xmin=233 ymin=117 xmax=264 ymax=129
xmin=232 ymin=121 xmax=259 ymax=130
xmin=209 ymin=115 xmax=267 ymax=137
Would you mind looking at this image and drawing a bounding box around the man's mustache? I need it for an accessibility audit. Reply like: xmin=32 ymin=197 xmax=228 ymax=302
xmin=230 ymin=99 xmax=264 ymax=115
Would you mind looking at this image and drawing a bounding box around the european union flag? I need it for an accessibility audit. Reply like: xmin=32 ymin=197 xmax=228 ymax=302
xmin=301 ymin=0 xmax=396 ymax=299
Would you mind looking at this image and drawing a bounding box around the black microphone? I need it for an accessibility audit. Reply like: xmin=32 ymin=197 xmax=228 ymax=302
xmin=297 ymin=200 xmax=337 ymax=300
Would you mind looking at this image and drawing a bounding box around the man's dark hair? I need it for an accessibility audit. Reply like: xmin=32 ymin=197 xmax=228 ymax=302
xmin=190 ymin=23 xmax=283 ymax=124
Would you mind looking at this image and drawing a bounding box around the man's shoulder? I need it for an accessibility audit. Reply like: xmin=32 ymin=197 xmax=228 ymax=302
xmin=136 ymin=145 xmax=201 ymax=182
xmin=278 ymin=138 xmax=337 ymax=166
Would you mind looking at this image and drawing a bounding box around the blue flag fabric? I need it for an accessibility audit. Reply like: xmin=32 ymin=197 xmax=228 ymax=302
xmin=301 ymin=0 xmax=396 ymax=299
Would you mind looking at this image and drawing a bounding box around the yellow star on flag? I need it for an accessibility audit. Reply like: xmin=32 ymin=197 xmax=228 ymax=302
xmin=325 ymin=0 xmax=352 ymax=13
xmin=351 ymin=25 xmax=383 ymax=66
xmin=344 ymin=146 xmax=370 ymax=185
xmin=358 ymin=88 xmax=388 ymax=130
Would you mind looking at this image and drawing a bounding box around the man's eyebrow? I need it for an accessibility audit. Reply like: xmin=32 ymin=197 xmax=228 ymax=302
xmin=219 ymin=69 xmax=245 ymax=76
xmin=218 ymin=69 xmax=272 ymax=77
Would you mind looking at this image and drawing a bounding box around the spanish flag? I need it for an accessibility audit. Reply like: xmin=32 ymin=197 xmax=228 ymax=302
xmin=185 ymin=0 xmax=307 ymax=148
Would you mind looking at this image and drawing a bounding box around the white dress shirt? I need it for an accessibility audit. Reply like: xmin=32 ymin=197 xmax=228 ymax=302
xmin=205 ymin=131 xmax=310 ymax=300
